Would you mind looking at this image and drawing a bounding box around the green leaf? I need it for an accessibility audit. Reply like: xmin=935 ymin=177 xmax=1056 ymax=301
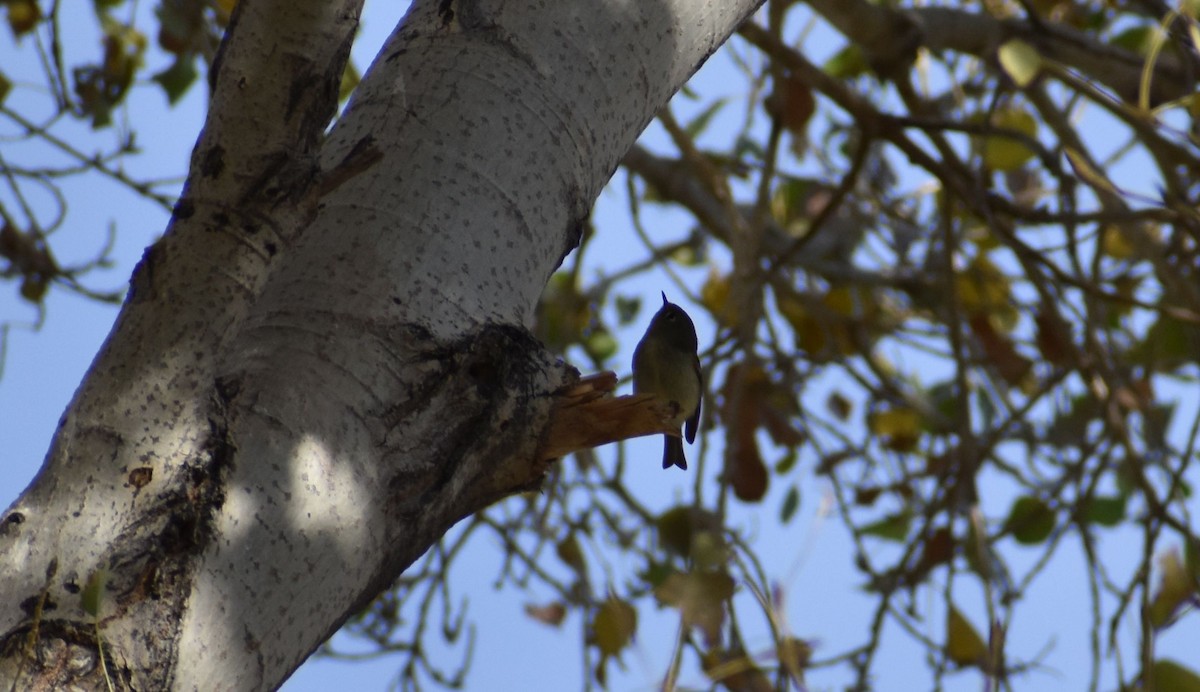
xmin=556 ymin=534 xmax=587 ymax=575
xmin=1081 ymin=495 xmax=1125 ymax=527
xmin=997 ymin=39 xmax=1041 ymax=88
xmin=780 ymin=486 xmax=800 ymax=523
xmin=946 ymin=604 xmax=987 ymax=666
xmin=152 ymin=55 xmax=198 ymax=106
xmin=592 ymin=597 xmax=637 ymax=658
xmin=774 ymin=449 xmax=798 ymax=474
xmin=614 ymin=295 xmax=641 ymax=325
xmin=684 ymin=98 xmax=728 ymax=139
xmin=824 ymin=44 xmax=869 ymax=79
xmin=1149 ymin=659 xmax=1200 ymax=692
xmin=81 ymin=568 xmax=109 ymax=617
xmin=583 ymin=326 xmax=617 ymax=363
xmin=861 ymin=511 xmax=911 ymax=542
xmin=1110 ymin=25 xmax=1159 ymax=55
xmin=1131 ymin=314 xmax=1200 ymax=370
xmin=1003 ymin=496 xmax=1055 ymax=545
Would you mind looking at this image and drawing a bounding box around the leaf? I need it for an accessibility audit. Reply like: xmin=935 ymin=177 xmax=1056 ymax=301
xmin=1149 ymin=660 xmax=1200 ymax=692
xmin=656 ymin=506 xmax=722 ymax=561
xmin=1149 ymin=550 xmax=1196 ymax=628
xmin=780 ymin=486 xmax=800 ymax=523
xmin=690 ymin=530 xmax=728 ymax=569
xmin=614 ymin=294 xmax=640 ymax=325
xmin=1081 ymin=495 xmax=1126 ymax=527
xmin=556 ymin=534 xmax=587 ymax=575
xmin=867 ymin=407 xmax=922 ymax=438
xmin=914 ymin=526 xmax=956 ymax=576
xmin=946 ymin=604 xmax=987 ymax=666
xmin=656 ymin=506 xmax=694 ymax=558
xmin=654 ymin=570 xmax=735 ymax=645
xmin=1034 ymin=309 xmax=1073 ymax=366
xmin=997 ymin=39 xmax=1041 ymax=87
xmin=592 ymin=597 xmax=637 ymax=658
xmin=778 ymin=637 xmax=813 ymax=679
xmin=979 ymin=106 xmax=1038 ymax=171
xmin=19 ymin=274 xmax=48 ymax=303
xmin=339 ymin=59 xmax=360 ymax=102
xmin=1003 ymin=495 xmax=1055 ymax=545
xmin=1110 ymin=25 xmax=1158 ymax=55
xmin=1100 ymin=224 xmax=1137 ymax=259
xmin=824 ymin=44 xmax=869 ymax=78
xmin=582 ymin=325 xmax=617 ymax=363
xmin=955 ymin=255 xmax=1014 ymax=320
xmin=684 ymin=97 xmax=728 ymax=139
xmin=861 ymin=511 xmax=911 ymax=542
xmin=774 ymin=449 xmax=798 ymax=474
xmin=765 ymin=75 xmax=815 ymax=135
xmin=701 ymin=647 xmax=773 ymax=690
xmin=1131 ymin=314 xmax=1200 ymax=371
xmin=0 ymin=70 xmax=11 ymax=105
xmin=81 ymin=568 xmax=109 ymax=618
xmin=6 ymin=0 xmax=41 ymax=36
xmin=719 ymin=363 xmax=770 ymax=503
xmin=152 ymin=55 xmax=198 ymax=105
xmin=525 ymin=601 xmax=567 ymax=627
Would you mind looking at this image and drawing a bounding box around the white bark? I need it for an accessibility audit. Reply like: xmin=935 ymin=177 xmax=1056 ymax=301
xmin=0 ymin=0 xmax=762 ymax=688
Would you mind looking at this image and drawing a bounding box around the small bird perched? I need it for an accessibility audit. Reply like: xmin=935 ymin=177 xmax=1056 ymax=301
xmin=632 ymin=292 xmax=702 ymax=470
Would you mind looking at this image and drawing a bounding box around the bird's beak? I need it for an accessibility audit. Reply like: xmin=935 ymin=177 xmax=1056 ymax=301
xmin=661 ymin=291 xmax=668 ymax=306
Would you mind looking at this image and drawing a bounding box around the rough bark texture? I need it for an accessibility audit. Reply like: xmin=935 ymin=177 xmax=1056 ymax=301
xmin=0 ymin=0 xmax=763 ymax=688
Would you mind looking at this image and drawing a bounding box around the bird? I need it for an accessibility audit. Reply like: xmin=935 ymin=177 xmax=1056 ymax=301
xmin=632 ymin=292 xmax=702 ymax=470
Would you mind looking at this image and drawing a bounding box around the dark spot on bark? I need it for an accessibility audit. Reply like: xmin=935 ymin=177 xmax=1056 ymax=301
xmin=161 ymin=512 xmax=200 ymax=555
xmin=63 ymin=581 xmax=80 ymax=594
xmin=18 ymin=594 xmax=56 ymax=617
xmin=392 ymin=296 xmax=402 ymax=305
xmin=4 ymin=512 xmax=23 ymax=524
xmin=264 ymin=241 xmax=277 ymax=257
xmin=128 ymin=466 xmax=153 ymax=490
xmin=201 ymin=145 xmax=226 ymax=179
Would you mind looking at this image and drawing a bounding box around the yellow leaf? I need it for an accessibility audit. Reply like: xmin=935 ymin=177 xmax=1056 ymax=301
xmin=215 ymin=0 xmax=238 ymax=24
xmin=946 ymin=604 xmax=987 ymax=666
xmin=1100 ymin=224 xmax=1135 ymax=259
xmin=867 ymin=407 xmax=922 ymax=438
xmin=998 ymin=39 xmax=1041 ymax=88
xmin=1149 ymin=549 xmax=1197 ymax=628
xmin=980 ymin=107 xmax=1038 ymax=171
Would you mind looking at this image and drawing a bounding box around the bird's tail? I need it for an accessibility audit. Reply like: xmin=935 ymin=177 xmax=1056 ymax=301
xmin=663 ymin=435 xmax=687 ymax=470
